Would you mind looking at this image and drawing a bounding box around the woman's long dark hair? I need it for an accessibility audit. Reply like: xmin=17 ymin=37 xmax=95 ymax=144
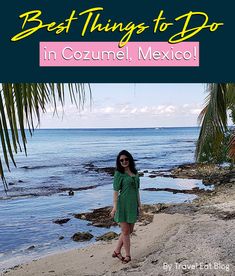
xmin=116 ymin=150 xmax=137 ymax=174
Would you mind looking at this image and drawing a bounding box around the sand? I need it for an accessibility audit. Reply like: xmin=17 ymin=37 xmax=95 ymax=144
xmin=3 ymin=183 xmax=235 ymax=276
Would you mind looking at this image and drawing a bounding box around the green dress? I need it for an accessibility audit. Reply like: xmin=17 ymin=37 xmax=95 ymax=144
xmin=113 ymin=170 xmax=140 ymax=224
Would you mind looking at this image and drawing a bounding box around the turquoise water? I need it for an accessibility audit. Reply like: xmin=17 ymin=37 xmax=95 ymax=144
xmin=0 ymin=128 xmax=211 ymax=270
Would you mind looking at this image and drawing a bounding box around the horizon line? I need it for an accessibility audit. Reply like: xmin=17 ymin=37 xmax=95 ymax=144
xmin=24 ymin=126 xmax=201 ymax=130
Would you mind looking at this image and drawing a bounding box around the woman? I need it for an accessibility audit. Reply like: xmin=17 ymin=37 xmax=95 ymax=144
xmin=110 ymin=150 xmax=141 ymax=264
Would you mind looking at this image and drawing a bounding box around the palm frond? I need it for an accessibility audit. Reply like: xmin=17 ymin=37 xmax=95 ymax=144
xmin=196 ymin=83 xmax=228 ymax=163
xmin=0 ymin=83 xmax=90 ymax=190
xmin=228 ymin=132 xmax=235 ymax=161
xmin=196 ymin=83 xmax=235 ymax=163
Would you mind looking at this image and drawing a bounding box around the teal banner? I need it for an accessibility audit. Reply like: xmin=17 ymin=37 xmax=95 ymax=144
xmin=0 ymin=0 xmax=233 ymax=82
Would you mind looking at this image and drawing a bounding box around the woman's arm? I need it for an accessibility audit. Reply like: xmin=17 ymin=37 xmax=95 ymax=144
xmin=110 ymin=191 xmax=118 ymax=218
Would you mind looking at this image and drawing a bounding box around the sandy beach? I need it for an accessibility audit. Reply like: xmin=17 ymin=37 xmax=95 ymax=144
xmin=3 ymin=170 xmax=235 ymax=276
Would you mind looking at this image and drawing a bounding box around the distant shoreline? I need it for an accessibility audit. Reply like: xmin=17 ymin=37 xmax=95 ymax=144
xmin=25 ymin=126 xmax=200 ymax=130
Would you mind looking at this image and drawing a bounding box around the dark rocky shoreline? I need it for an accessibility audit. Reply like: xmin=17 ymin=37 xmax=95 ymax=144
xmin=49 ymin=162 xmax=235 ymax=245
xmin=64 ymin=163 xmax=235 ymax=243
xmin=84 ymin=161 xmax=235 ymax=187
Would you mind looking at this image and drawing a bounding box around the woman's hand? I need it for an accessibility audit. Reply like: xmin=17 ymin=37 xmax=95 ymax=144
xmin=110 ymin=208 xmax=116 ymax=218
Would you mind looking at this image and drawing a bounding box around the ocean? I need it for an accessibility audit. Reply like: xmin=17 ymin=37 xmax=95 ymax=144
xmin=0 ymin=127 xmax=212 ymax=270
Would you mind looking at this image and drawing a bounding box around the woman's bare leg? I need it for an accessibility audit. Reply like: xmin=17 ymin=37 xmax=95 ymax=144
xmin=120 ymin=222 xmax=131 ymax=257
xmin=114 ymin=233 xmax=123 ymax=253
xmin=114 ymin=223 xmax=134 ymax=256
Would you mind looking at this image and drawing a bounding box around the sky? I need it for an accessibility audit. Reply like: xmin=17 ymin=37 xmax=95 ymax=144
xmin=39 ymin=83 xmax=207 ymax=128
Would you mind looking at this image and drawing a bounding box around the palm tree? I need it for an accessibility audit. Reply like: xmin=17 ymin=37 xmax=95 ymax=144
xmin=196 ymin=83 xmax=235 ymax=163
xmin=0 ymin=83 xmax=91 ymax=190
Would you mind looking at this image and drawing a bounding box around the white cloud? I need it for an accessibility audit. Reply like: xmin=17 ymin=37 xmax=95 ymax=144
xmin=120 ymin=105 xmax=130 ymax=114
xmin=100 ymin=107 xmax=115 ymax=113
xmin=46 ymin=103 xmax=202 ymax=118
xmin=190 ymin=109 xmax=201 ymax=115
xmin=130 ymin=108 xmax=137 ymax=114
xmin=40 ymin=100 xmax=204 ymax=128
xmin=164 ymin=105 xmax=176 ymax=113
xmin=140 ymin=106 xmax=148 ymax=113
